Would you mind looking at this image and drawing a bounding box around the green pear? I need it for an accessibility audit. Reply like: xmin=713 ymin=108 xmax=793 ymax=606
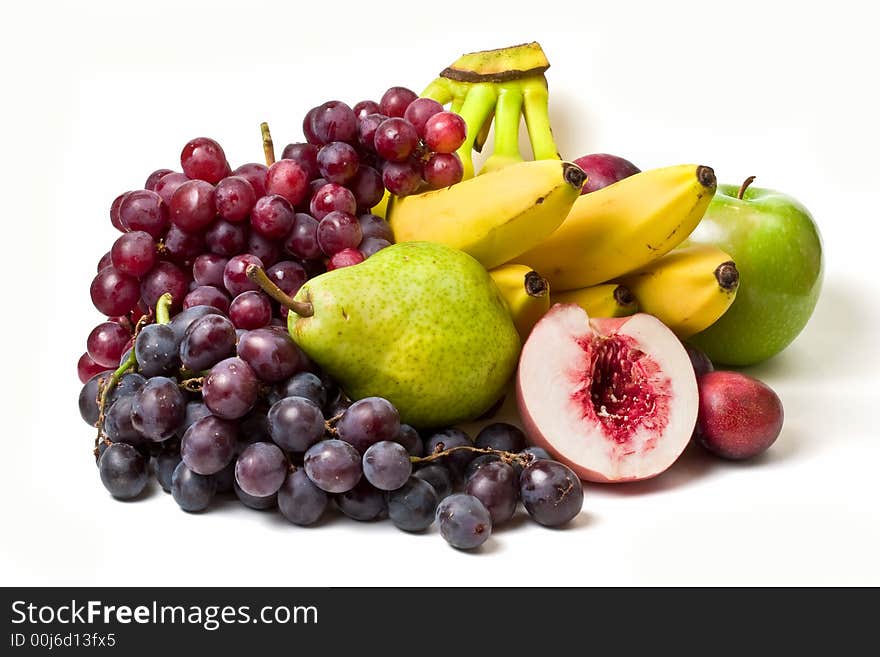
xmin=264 ymin=242 xmax=520 ymax=429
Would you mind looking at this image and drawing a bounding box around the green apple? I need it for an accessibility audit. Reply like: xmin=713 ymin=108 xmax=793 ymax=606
xmin=686 ymin=178 xmax=823 ymax=366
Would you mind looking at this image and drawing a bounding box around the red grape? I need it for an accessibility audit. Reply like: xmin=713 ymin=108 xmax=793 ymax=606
xmin=203 ymin=357 xmax=259 ymax=420
xmin=232 ymin=163 xmax=268 ymax=198
xmin=317 ymin=142 xmax=359 ymax=184
xmin=424 ymin=112 xmax=467 ymax=153
xmin=110 ymin=192 xmax=131 ymax=232
xmin=382 ymin=160 xmax=422 ymax=196
xmin=205 ymin=219 xmax=248 ymax=257
xmin=119 ymin=190 xmax=168 ymax=238
xmin=215 ymin=176 xmax=256 ymax=223
xmin=358 ymin=213 xmax=393 ymax=241
xmin=184 ymin=285 xmax=230 ymax=313
xmin=423 ymin=152 xmax=464 ymax=189
xmin=357 ymin=113 xmax=387 ymax=151
xmin=170 ymin=180 xmax=216 ymax=233
xmin=229 ymin=291 xmax=272 ymax=330
xmin=266 ymin=260 xmax=307 ymax=297
xmin=163 ymin=224 xmax=205 ymax=263
xmin=247 ymin=232 xmax=280 ymax=268
xmin=251 ymin=194 xmax=294 ymax=239
xmin=97 ymin=251 xmax=113 ymax=272
xmin=348 ymin=167 xmax=384 ymax=211
xmin=328 ymin=248 xmax=365 ymax=270
xmin=284 ymin=213 xmax=321 ymax=260
xmin=280 ymin=143 xmax=320 ymax=181
xmin=310 ymin=101 xmax=357 ymax=144
xmin=90 ymin=267 xmax=140 ymax=316
xmin=223 ymin=254 xmax=264 ymax=297
xmin=192 ymin=254 xmax=228 ymax=287
xmin=309 ymin=182 xmax=356 ymax=219
xmin=359 ymin=237 xmax=391 ymax=258
xmin=141 ymin=261 xmax=188 ymax=311
xmin=353 ymin=100 xmax=380 ymax=120
xmin=374 ymin=118 xmax=419 ymax=162
xmin=404 ymin=97 xmax=444 ymax=137
xmin=379 ymin=87 xmax=418 ymax=118
xmin=317 ymin=211 xmax=362 ymax=256
xmin=302 ymin=106 xmax=321 ymax=145
xmin=145 ymin=168 xmax=174 ymax=191
xmin=111 ymin=230 xmax=156 ymax=278
xmin=87 ymin=321 xmax=131 ymax=368
xmin=237 ymin=328 xmax=307 ymax=383
xmin=180 ymin=137 xmax=229 ymax=184
xmin=77 ymin=352 xmax=106 ymax=384
xmin=266 ymin=160 xmax=309 ymax=206
xmin=154 ymin=172 xmax=189 ymax=206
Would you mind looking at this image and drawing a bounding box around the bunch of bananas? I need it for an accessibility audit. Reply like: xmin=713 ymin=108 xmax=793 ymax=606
xmin=386 ymin=43 xmax=740 ymax=341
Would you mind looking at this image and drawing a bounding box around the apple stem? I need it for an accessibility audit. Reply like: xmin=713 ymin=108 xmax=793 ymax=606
xmin=261 ymin=122 xmax=276 ymax=167
xmin=412 ymin=444 xmax=536 ymax=468
xmin=737 ymin=175 xmax=756 ymax=200
xmin=246 ymin=264 xmax=314 ymax=318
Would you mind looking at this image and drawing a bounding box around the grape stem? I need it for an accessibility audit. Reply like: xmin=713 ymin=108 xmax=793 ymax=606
xmin=261 ymin=122 xmax=275 ymax=167
xmin=180 ymin=377 xmax=204 ymax=392
xmin=412 ymin=445 xmax=534 ymax=467
xmin=246 ymin=265 xmax=314 ymax=317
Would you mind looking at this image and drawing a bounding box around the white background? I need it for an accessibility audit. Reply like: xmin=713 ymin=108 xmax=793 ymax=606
xmin=2 ymin=0 xmax=878 ymax=586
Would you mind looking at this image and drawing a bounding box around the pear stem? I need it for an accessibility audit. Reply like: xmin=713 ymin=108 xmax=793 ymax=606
xmin=737 ymin=175 xmax=756 ymax=200
xmin=246 ymin=265 xmax=314 ymax=317
xmin=261 ymin=122 xmax=275 ymax=167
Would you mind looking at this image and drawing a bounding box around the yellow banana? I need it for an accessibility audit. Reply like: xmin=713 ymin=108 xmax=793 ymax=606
xmin=387 ymin=159 xmax=585 ymax=270
xmin=515 ymin=164 xmax=717 ymax=291
xmin=614 ymin=245 xmax=740 ymax=338
xmin=489 ymin=264 xmax=550 ymax=341
xmin=551 ymin=283 xmax=638 ymax=318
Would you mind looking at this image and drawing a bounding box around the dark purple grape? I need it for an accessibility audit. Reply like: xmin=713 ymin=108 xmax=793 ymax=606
xmin=284 ymin=213 xmax=321 ymax=260
xmin=223 ymin=254 xmax=263 ymax=297
xmin=140 ymin=261 xmax=188 ymax=311
xmin=358 ymin=213 xmax=393 ymax=241
xmin=436 ymin=494 xmax=492 ymax=549
xmin=335 ymin=479 xmax=385 ymax=521
xmin=171 ymin=462 xmax=216 ymax=512
xmin=266 ymin=159 xmax=309 ymax=206
xmin=268 ymin=372 xmax=327 ymax=407
xmin=382 ymin=160 xmax=422 ymax=196
xmin=181 ymin=137 xmax=229 ymax=184
xmin=232 ymin=163 xmax=268 ymax=198
xmin=317 ymin=211 xmax=362 ymax=256
xmin=103 ymin=396 xmax=147 ymax=447
xmin=192 ymin=254 xmax=228 ymax=287
xmin=170 ymin=180 xmax=216 ymax=233
xmin=465 ymin=460 xmax=518 ymax=525
xmin=357 ymin=113 xmax=387 ymax=151
xmin=181 ymin=415 xmax=238 ymax=475
xmin=278 ymin=469 xmax=328 ymax=526
xmin=238 ymin=411 xmax=270 ymax=446
xmin=247 ymin=231 xmax=280 ymax=268
xmin=236 ymin=328 xmax=306 ymax=383
xmin=106 ymin=372 xmax=146 ymax=406
xmin=317 ymin=141 xmax=359 ymax=184
xmin=359 ymin=237 xmax=391 ymax=258
xmin=310 ymin=101 xmax=357 ymax=144
xmin=519 ymin=460 xmax=583 ymax=527
xmin=413 ymin=464 xmax=453 ymax=499
xmin=379 ymin=87 xmax=418 ymax=118
xmin=336 ymin=397 xmax=401 ymax=454
xmin=167 ymin=304 xmax=223 ymax=342
xmin=424 ymin=428 xmax=475 ymax=475
xmin=464 ymin=453 xmax=500 ymax=480
xmin=205 ymin=219 xmax=248 ymax=256
xmin=215 ymin=175 xmax=256 ymax=223
xmin=79 ymin=371 xmax=112 ymax=426
xmin=155 ymin=449 xmax=182 ymax=492
xmin=234 ymin=481 xmax=277 ymax=510
xmin=519 ymin=446 xmax=552 ymax=464
xmin=309 ymin=183 xmax=357 ymax=220
xmin=251 ymin=194 xmax=295 ymax=239
xmin=353 ymin=100 xmax=380 ymax=120
xmin=202 ymin=357 xmax=259 ymax=419
xmin=268 ymin=396 xmax=325 ymax=452
xmin=235 ymin=441 xmax=287 ymax=497
xmin=180 ymin=314 xmax=236 ymax=370
xmin=362 ymin=441 xmax=412 ymax=491
xmin=229 ymin=291 xmax=272 ymax=330
xmin=131 ymin=376 xmax=186 ymax=441
xmin=303 ymin=439 xmax=362 ymax=493
xmin=163 ymin=224 xmax=205 ymax=263
xmin=281 ymin=143 xmax=320 ymax=180
xmin=91 ymin=267 xmax=140 ymax=316
xmin=404 ymin=97 xmax=444 ymax=137
xmin=214 ymin=459 xmax=236 ymax=493
xmin=154 ymin=172 xmax=188 ymax=206
xmin=475 ymin=422 xmax=526 ymax=453
xmin=145 ymin=168 xmax=174 ymax=191
xmin=135 ymin=323 xmax=179 ymax=377
xmin=120 ymin=190 xmax=169 ymax=238
xmin=348 ymin=166 xmax=384 ymax=211
xmin=110 ymin=231 xmax=156 ymax=278
xmin=395 ymin=424 xmax=423 ymax=457
xmin=183 ymin=285 xmax=230 ymax=313
xmin=177 ymin=401 xmax=212 ymax=438
xmin=374 ymin=117 xmax=419 ymax=162
xmin=386 ymin=477 xmax=438 ymax=532
xmin=99 ymin=443 xmax=149 ymax=499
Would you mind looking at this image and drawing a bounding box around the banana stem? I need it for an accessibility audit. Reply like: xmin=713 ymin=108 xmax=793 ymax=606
xmin=246 ymin=264 xmax=314 ymax=317
xmin=421 ymin=78 xmax=453 ymax=105
xmin=454 ymin=83 xmax=498 ymax=179
xmin=521 ymin=78 xmax=559 ymax=160
xmin=261 ymin=122 xmax=275 ymax=166
xmin=491 ymin=86 xmax=523 ymax=159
